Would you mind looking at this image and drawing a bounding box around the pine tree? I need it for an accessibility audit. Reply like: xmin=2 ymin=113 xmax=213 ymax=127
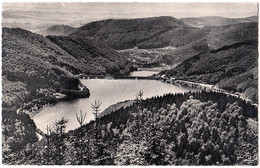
xmin=45 ymin=124 xmax=52 ymax=164
xmin=51 ymin=117 xmax=68 ymax=165
xmin=91 ymin=100 xmax=102 ymax=144
xmin=135 ymin=90 xmax=144 ymax=133
xmin=75 ymin=111 xmax=87 ymax=164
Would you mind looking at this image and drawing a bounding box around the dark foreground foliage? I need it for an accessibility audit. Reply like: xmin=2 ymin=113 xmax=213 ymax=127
xmin=3 ymin=91 xmax=258 ymax=165
xmin=2 ymin=109 xmax=38 ymax=163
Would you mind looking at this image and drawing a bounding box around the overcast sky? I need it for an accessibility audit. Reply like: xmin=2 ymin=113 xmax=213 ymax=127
xmin=2 ymin=2 xmax=258 ymax=31
xmin=3 ymin=2 xmax=258 ymax=18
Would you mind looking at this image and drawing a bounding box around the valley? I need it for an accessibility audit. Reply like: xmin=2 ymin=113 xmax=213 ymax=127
xmin=1 ymin=3 xmax=258 ymax=165
xmin=118 ymin=46 xmax=176 ymax=69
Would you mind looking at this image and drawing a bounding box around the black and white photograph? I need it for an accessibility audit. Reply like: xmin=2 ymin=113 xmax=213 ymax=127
xmin=1 ymin=1 xmax=258 ymax=165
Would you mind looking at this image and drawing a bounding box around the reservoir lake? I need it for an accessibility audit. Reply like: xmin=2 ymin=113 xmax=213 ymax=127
xmin=33 ymin=72 xmax=199 ymax=132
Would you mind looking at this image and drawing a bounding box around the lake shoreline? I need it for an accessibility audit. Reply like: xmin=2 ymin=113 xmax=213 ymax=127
xmin=31 ymin=68 xmax=258 ymax=133
xmin=33 ymin=76 xmax=199 ymax=132
xmin=18 ymin=82 xmax=90 ymax=119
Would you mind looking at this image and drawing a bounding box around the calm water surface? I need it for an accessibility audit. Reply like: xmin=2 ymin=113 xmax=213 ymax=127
xmin=130 ymin=70 xmax=157 ymax=77
xmin=33 ymin=78 xmax=198 ymax=132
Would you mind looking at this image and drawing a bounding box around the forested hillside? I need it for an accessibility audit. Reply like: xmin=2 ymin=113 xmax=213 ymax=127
xmin=46 ymin=35 xmax=133 ymax=75
xmin=2 ymin=27 xmax=89 ymax=157
xmin=68 ymin=16 xmax=258 ymax=51
xmin=154 ymin=22 xmax=258 ymax=66
xmin=68 ymin=16 xmax=258 ymax=70
xmin=3 ymin=91 xmax=257 ymax=165
xmin=36 ymin=25 xmax=76 ymax=36
xmin=206 ymin=22 xmax=258 ymax=50
xmin=69 ymin=16 xmax=191 ymax=49
xmin=159 ymin=22 xmax=258 ymax=101
xmin=66 ymin=16 xmax=212 ymax=67
xmin=137 ymin=26 xmax=210 ymax=49
xmin=2 ymin=27 xmax=133 ymax=158
xmin=2 ymin=27 xmax=133 ymax=109
xmin=2 ymin=28 xmax=90 ymax=110
xmin=2 ymin=109 xmax=38 ymax=160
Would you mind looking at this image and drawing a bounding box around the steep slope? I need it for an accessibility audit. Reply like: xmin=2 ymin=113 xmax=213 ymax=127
xmin=2 ymin=27 xmax=90 ymax=157
xmin=69 ymin=16 xmax=191 ymax=49
xmin=181 ymin=16 xmax=258 ymax=27
xmin=46 ymin=35 xmax=133 ymax=75
xmin=206 ymin=22 xmax=258 ymax=50
xmin=2 ymin=27 xmax=132 ymax=110
xmin=162 ymin=22 xmax=257 ymax=66
xmin=69 ymin=16 xmax=257 ymax=69
xmin=161 ymin=38 xmax=209 ymax=66
xmin=160 ymin=22 xmax=258 ymax=101
xmin=36 ymin=25 xmax=76 ymax=36
xmin=2 ymin=27 xmax=133 ymax=157
xmin=68 ymin=16 xmax=214 ymax=67
xmin=137 ymin=27 xmax=209 ymax=49
xmin=68 ymin=16 xmax=257 ymax=50
xmin=2 ymin=28 xmax=89 ymax=109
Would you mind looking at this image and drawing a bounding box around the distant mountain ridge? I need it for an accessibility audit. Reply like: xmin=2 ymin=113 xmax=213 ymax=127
xmin=38 ymin=15 xmax=258 ymax=51
xmin=180 ymin=15 xmax=258 ymax=28
xmin=36 ymin=25 xmax=76 ymax=36
xmin=69 ymin=15 xmax=257 ymax=49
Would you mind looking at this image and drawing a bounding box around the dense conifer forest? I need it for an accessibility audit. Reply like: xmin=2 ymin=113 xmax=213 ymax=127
xmin=2 ymin=90 xmax=257 ymax=165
